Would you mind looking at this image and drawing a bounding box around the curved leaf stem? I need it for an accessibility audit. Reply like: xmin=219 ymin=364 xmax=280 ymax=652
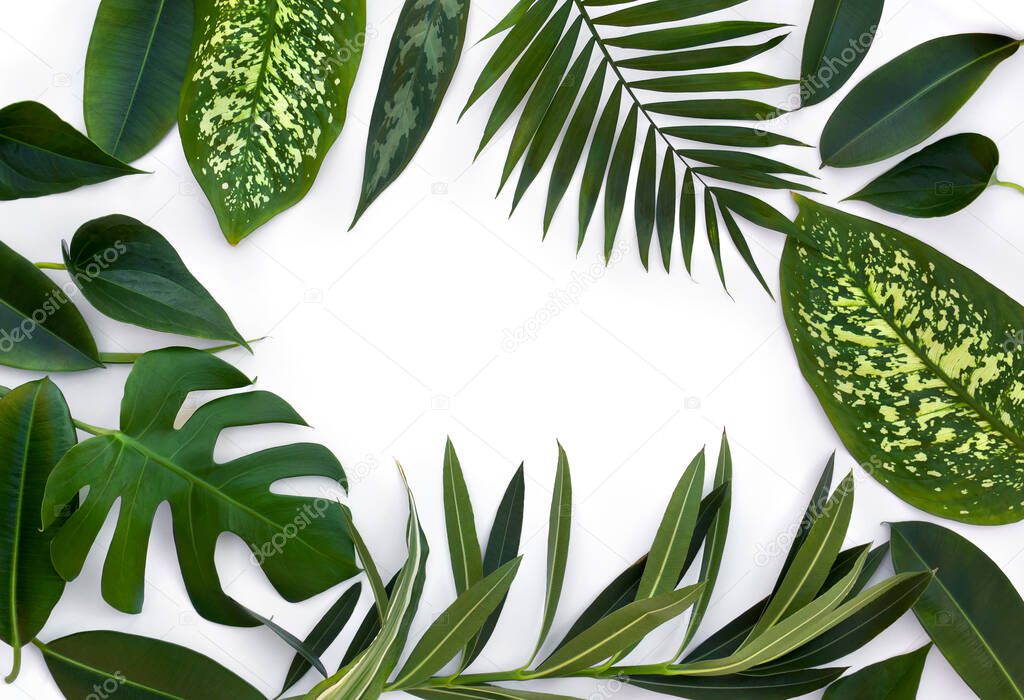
xmin=97 ymin=337 xmax=265 ymax=365
xmin=993 ymin=178 xmax=1024 ymax=195
xmin=33 ymin=262 xmax=67 ymax=270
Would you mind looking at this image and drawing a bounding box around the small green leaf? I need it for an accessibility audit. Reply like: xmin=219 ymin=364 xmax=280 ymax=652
xmin=647 ymin=99 xmax=786 ymax=121
xmin=443 ymin=438 xmax=483 ymax=599
xmin=663 ymin=125 xmax=807 ymax=148
xmin=84 ymin=0 xmax=195 ymax=161
xmin=800 ymin=0 xmax=884 ymax=107
xmin=680 ymin=169 xmax=696 ymax=273
xmin=632 ymin=72 xmax=796 ymax=93
xmin=635 ymin=127 xmax=658 ymax=271
xmin=823 ymin=644 xmax=931 ymax=700
xmin=656 ymin=149 xmax=678 ymax=272
xmin=719 ymin=207 xmax=772 ymax=298
xmin=604 ymin=105 xmax=639 ymax=261
xmin=280 ymin=583 xmax=362 ymax=695
xmin=532 ymin=442 xmax=573 ymax=660
xmin=0 ymin=240 xmax=101 ymax=371
xmin=352 ymin=0 xmax=470 ymax=225
xmin=627 ymin=667 xmax=846 ymax=699
xmin=393 ymin=557 xmax=523 ymax=687
xmin=681 ymin=150 xmax=815 ymax=178
xmin=606 ymin=21 xmax=787 ymax=51
xmin=578 ymin=85 xmax=623 ymax=250
xmin=340 ymin=506 xmax=388 ymax=618
xmin=0 ymin=381 xmax=76 ymax=682
xmin=616 ymin=36 xmax=788 ymax=70
xmin=820 ymin=33 xmax=1019 ymax=167
xmin=242 ymin=603 xmax=326 ymax=678
xmin=704 ymin=190 xmax=726 ymax=291
xmin=890 ymin=521 xmax=1024 ymax=698
xmin=38 ymin=631 xmax=263 ymax=699
xmin=847 ymin=133 xmax=999 ymax=217
xmin=0 ymin=101 xmax=141 ymax=200
xmin=711 ymin=188 xmax=798 ymax=238
xmin=64 ymin=215 xmax=247 ymax=346
xmin=594 ymin=0 xmax=745 ymax=27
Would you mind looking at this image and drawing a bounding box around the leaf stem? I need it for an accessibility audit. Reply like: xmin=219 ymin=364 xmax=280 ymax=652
xmin=993 ymin=178 xmax=1024 ymax=195
xmin=98 ymin=337 xmax=265 ymax=364
xmin=34 ymin=262 xmax=67 ymax=270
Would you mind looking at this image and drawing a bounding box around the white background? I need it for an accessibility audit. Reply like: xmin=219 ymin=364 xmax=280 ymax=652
xmin=2 ymin=1 xmax=1024 ymax=698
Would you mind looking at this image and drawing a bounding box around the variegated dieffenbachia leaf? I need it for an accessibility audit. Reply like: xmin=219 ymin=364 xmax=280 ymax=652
xmin=781 ymin=195 xmax=1024 ymax=525
xmin=351 ymin=0 xmax=470 ymax=226
xmin=179 ymin=0 xmax=366 ymax=243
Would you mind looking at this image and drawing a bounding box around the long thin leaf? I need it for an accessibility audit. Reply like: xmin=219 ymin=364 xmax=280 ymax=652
xmin=444 ymin=438 xmax=483 ymax=598
xmin=531 ymin=443 xmax=573 ymax=661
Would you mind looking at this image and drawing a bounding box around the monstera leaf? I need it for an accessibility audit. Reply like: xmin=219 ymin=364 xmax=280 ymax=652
xmin=41 ymin=347 xmax=358 ymax=625
xmin=781 ymin=196 xmax=1024 ymax=524
xmin=464 ymin=0 xmax=808 ymax=289
xmin=178 ymin=0 xmax=366 ymax=243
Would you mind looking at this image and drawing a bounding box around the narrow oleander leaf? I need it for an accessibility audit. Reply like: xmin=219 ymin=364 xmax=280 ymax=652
xmin=847 ymin=133 xmax=999 ymax=217
xmin=648 ymin=99 xmax=786 ymax=121
xmin=242 ymin=604 xmax=327 ymax=678
xmin=800 ymin=0 xmax=884 ymax=107
xmin=0 ymin=240 xmax=101 ymax=372
xmin=747 ymin=472 xmax=854 ymax=641
xmin=178 ymin=0 xmax=365 ymax=243
xmin=656 ymin=149 xmax=677 ymax=272
xmin=694 ymin=168 xmax=821 ymax=193
xmin=353 ymin=0 xmax=471 ymax=225
xmin=479 ymin=0 xmax=537 ymax=43
xmin=774 ymin=456 xmax=836 ymax=596
xmin=711 ymin=188 xmax=798 ymax=238
xmin=550 ymin=557 xmax=647 ymax=655
xmin=393 ymin=557 xmax=523 ymax=687
xmin=604 ymin=21 xmax=787 ymax=51
xmin=638 ymin=450 xmax=706 ymax=600
xmin=704 ymin=190 xmax=727 ymax=291
xmin=511 ymin=45 xmax=596 ymax=212
xmin=308 ymin=467 xmax=428 ymax=700
xmin=682 ymin=482 xmax=729 ymax=574
xmin=594 ymin=0 xmax=745 ymax=27
xmin=38 ymin=631 xmax=264 ymax=699
xmin=481 ymin=8 xmax=577 ymax=160
xmin=664 ymin=125 xmax=807 ymax=148
xmin=84 ymin=0 xmax=195 ymax=161
xmin=531 ymin=443 xmax=573 ymax=661
xmin=890 ymin=521 xmax=1024 ymax=697
xmin=280 ymin=583 xmax=362 ymax=695
xmin=443 ymin=438 xmax=483 ymax=598
xmin=465 ymin=464 xmax=526 ymax=666
xmin=41 ymin=348 xmax=357 ymax=625
xmin=823 ymin=644 xmax=931 ymax=700
xmin=781 ymin=197 xmax=1024 ymax=524
xmin=632 ymin=72 xmax=797 ymax=93
xmin=680 ymin=169 xmax=696 ymax=274
xmin=680 ymin=150 xmax=815 ymax=178
xmin=340 ymin=506 xmax=388 ymax=617
xmin=545 ymin=64 xmax=608 ymax=236
xmin=820 ymin=34 xmax=1019 ymax=167
xmin=681 ymin=434 xmax=732 ymax=650
xmin=635 ymin=127 xmax=658 ymax=271
xmin=627 ymin=667 xmax=846 ymax=699
xmin=64 ymin=215 xmax=247 ymax=346
xmin=0 ymin=101 xmax=141 ymax=200
xmin=537 ymin=583 xmax=706 ymax=676
xmin=719 ymin=207 xmax=772 ymax=298
xmin=616 ymin=36 xmax=787 ymax=70
xmin=462 ymin=0 xmax=558 ymax=116
xmin=0 ymin=381 xmax=76 ymax=682
xmin=604 ymin=105 xmax=639 ymax=262
xmin=411 ymin=686 xmax=579 ymax=700
xmin=578 ymin=85 xmax=623 ymax=251
xmin=339 ymin=575 xmax=399 ymax=670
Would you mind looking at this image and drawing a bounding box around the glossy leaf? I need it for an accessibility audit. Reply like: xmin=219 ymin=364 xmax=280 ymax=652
xmin=635 ymin=127 xmax=658 ymax=270
xmin=824 ymin=645 xmax=930 ymax=699
xmin=847 ymin=133 xmax=999 ymax=217
xmin=820 ymin=34 xmax=1019 ymax=167
xmin=38 ymin=631 xmax=263 ymax=699
xmin=280 ymin=583 xmax=362 ymax=695
xmin=84 ymin=0 xmax=195 ymax=161
xmin=41 ymin=348 xmax=358 ymax=625
xmin=465 ymin=464 xmax=526 ymax=666
xmin=65 ymin=214 xmax=247 ymax=345
xmin=664 ymin=125 xmax=807 ymax=148
xmin=0 ymin=381 xmax=76 ymax=682
xmin=353 ymin=0 xmax=470 ymax=225
xmin=800 ymin=0 xmax=883 ymax=107
xmin=532 ymin=443 xmax=573 ymax=659
xmin=891 ymin=521 xmax=1024 ymax=698
xmin=178 ymin=0 xmax=365 ymax=243
xmin=0 ymin=101 xmax=141 ymax=200
xmin=656 ymin=150 xmax=677 ymax=271
xmin=627 ymin=667 xmax=846 ymax=699
xmin=781 ymin=196 xmax=1024 ymax=524
xmin=443 ymin=438 xmax=483 ymax=598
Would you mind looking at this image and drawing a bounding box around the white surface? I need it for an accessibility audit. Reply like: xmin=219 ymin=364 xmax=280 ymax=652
xmin=2 ymin=1 xmax=1023 ymax=698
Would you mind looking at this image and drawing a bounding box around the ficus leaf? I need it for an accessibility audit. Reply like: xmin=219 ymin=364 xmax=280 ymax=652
xmin=799 ymin=0 xmax=883 ymax=107
xmin=178 ymin=0 xmax=365 ymax=243
xmin=846 ymin=133 xmax=999 ymax=217
xmin=352 ymin=0 xmax=470 ymax=226
xmin=820 ymin=33 xmax=1020 ymax=167
xmin=781 ymin=196 xmax=1024 ymax=524
xmin=822 ymin=644 xmax=930 ymax=700
xmin=0 ymin=380 xmax=76 ymax=682
xmin=64 ymin=215 xmax=247 ymax=346
xmin=84 ymin=0 xmax=195 ymax=161
xmin=37 ymin=631 xmax=264 ymax=699
xmin=40 ymin=347 xmax=358 ymax=625
xmin=890 ymin=521 xmax=1024 ymax=698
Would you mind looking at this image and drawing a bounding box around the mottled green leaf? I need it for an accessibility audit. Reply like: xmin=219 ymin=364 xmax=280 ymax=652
xmin=800 ymin=0 xmax=883 ymax=107
xmin=178 ymin=0 xmax=365 ymax=243
xmin=782 ymin=196 xmax=1024 ymax=524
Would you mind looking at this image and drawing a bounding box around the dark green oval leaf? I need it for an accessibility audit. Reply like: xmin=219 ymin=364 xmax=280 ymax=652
xmin=823 ymin=644 xmax=930 ymax=700
xmin=800 ymin=0 xmax=883 ymax=107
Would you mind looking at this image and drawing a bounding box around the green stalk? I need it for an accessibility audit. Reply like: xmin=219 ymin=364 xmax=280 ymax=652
xmin=993 ymin=178 xmax=1024 ymax=195
xmin=97 ymin=337 xmax=264 ymax=365
xmin=33 ymin=262 xmax=67 ymax=270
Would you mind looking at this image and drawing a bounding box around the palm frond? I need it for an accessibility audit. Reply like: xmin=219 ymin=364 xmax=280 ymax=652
xmin=465 ymin=0 xmax=811 ymax=291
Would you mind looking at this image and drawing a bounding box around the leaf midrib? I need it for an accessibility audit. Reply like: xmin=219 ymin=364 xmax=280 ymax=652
xmin=36 ymin=641 xmax=184 ymax=700
xmin=7 ymin=384 xmax=40 ymax=659
xmin=108 ymin=0 xmax=168 ymax=154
